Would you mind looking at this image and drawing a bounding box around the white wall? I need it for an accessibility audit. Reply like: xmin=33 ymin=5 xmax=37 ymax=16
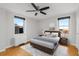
xmin=0 ymin=8 xmax=40 ymax=50
xmin=76 ymin=9 xmax=79 ymax=49
xmin=39 ymin=13 xmax=76 ymax=45
xmin=0 ymin=8 xmax=14 ymax=50
xmin=39 ymin=17 xmax=57 ymax=32
xmin=68 ymin=13 xmax=76 ymax=45
xmin=0 ymin=9 xmax=28 ymax=46
xmin=26 ymin=19 xmax=40 ymax=40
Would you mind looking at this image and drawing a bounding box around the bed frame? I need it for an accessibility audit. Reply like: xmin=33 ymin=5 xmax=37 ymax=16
xmin=30 ymin=30 xmax=61 ymax=55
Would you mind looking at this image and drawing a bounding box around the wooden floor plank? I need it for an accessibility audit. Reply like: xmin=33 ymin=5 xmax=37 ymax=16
xmin=0 ymin=47 xmax=32 ymax=56
xmin=0 ymin=42 xmax=78 ymax=56
xmin=68 ymin=45 xmax=78 ymax=56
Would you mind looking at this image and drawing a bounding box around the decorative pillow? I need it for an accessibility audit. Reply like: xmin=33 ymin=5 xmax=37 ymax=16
xmin=51 ymin=33 xmax=58 ymax=37
xmin=44 ymin=32 xmax=50 ymax=36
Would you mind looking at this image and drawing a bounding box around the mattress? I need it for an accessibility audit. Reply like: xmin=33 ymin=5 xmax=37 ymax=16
xmin=31 ymin=39 xmax=55 ymax=49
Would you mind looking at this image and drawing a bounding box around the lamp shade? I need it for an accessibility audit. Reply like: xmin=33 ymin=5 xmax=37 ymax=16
xmin=63 ymin=29 xmax=69 ymax=34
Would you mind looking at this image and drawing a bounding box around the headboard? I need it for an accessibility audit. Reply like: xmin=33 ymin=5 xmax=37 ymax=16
xmin=44 ymin=30 xmax=61 ymax=37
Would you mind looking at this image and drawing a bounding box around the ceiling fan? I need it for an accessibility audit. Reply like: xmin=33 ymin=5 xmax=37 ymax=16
xmin=26 ymin=3 xmax=50 ymax=16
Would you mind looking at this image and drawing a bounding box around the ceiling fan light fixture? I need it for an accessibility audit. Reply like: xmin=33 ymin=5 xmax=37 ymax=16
xmin=26 ymin=3 xmax=50 ymax=16
xmin=35 ymin=13 xmax=38 ymax=16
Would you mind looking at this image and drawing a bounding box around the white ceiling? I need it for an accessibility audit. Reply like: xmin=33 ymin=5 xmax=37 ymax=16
xmin=0 ymin=3 xmax=79 ymax=20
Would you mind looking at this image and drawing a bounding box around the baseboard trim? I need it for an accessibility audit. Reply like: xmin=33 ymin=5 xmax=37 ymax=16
xmin=69 ymin=43 xmax=76 ymax=46
xmin=0 ymin=48 xmax=5 ymax=52
xmin=0 ymin=45 xmax=14 ymax=52
xmin=5 ymin=45 xmax=14 ymax=49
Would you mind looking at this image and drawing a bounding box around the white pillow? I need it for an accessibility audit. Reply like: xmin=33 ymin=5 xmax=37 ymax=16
xmin=44 ymin=32 xmax=50 ymax=36
xmin=51 ymin=33 xmax=58 ymax=37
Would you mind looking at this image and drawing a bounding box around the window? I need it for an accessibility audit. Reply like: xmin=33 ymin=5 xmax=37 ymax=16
xmin=58 ymin=16 xmax=70 ymax=31
xmin=14 ymin=16 xmax=25 ymax=34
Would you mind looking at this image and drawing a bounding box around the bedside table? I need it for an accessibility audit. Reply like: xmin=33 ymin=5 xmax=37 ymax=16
xmin=59 ymin=37 xmax=68 ymax=46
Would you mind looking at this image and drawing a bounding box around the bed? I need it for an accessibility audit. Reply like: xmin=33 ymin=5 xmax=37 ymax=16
xmin=30 ymin=31 xmax=61 ymax=55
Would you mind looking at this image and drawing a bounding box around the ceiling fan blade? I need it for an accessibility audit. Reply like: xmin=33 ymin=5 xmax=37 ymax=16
xmin=35 ymin=13 xmax=38 ymax=16
xmin=31 ymin=3 xmax=38 ymax=10
xmin=40 ymin=6 xmax=49 ymax=11
xmin=26 ymin=10 xmax=36 ymax=12
xmin=40 ymin=11 xmax=46 ymax=15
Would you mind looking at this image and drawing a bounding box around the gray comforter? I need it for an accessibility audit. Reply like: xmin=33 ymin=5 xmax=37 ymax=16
xmin=33 ymin=36 xmax=60 ymax=43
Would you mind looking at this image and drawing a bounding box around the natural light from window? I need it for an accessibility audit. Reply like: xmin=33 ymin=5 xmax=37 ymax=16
xmin=14 ymin=17 xmax=24 ymax=26
xmin=58 ymin=17 xmax=70 ymax=30
xmin=14 ymin=16 xmax=25 ymax=34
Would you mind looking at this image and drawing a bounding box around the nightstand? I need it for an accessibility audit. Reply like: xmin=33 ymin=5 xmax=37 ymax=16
xmin=59 ymin=37 xmax=68 ymax=46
